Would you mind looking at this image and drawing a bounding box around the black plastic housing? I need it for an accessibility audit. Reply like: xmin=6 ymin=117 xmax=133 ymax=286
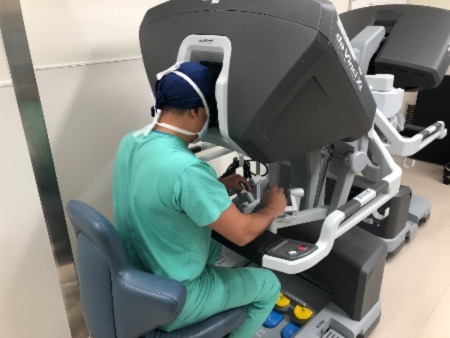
xmin=340 ymin=5 xmax=450 ymax=90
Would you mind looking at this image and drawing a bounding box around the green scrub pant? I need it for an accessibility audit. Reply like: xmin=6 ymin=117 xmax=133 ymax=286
xmin=163 ymin=243 xmax=281 ymax=338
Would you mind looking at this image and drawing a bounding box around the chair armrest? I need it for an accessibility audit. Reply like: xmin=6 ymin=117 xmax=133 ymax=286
xmin=113 ymin=268 xmax=187 ymax=338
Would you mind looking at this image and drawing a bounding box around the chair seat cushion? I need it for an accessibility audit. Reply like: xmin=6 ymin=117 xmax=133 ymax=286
xmin=144 ymin=306 xmax=247 ymax=338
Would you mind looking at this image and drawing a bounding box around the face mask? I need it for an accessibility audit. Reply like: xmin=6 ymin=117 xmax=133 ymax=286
xmin=134 ymin=65 xmax=210 ymax=143
xmin=197 ymin=115 xmax=210 ymax=141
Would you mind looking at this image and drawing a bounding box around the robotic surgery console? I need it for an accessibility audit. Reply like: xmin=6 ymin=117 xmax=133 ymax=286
xmin=340 ymin=5 xmax=450 ymax=91
xmin=140 ymin=0 xmax=402 ymax=276
xmin=139 ymin=2 xmax=402 ymax=337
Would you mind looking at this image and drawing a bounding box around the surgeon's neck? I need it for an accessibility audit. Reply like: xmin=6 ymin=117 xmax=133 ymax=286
xmin=154 ymin=125 xmax=192 ymax=144
xmin=155 ymin=112 xmax=196 ymax=144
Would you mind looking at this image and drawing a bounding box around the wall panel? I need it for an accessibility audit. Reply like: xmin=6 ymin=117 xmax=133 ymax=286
xmin=21 ymin=0 xmax=167 ymax=68
xmin=35 ymin=60 xmax=151 ymax=251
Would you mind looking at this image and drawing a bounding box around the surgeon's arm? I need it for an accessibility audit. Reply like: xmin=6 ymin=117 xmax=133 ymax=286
xmin=209 ymin=186 xmax=286 ymax=247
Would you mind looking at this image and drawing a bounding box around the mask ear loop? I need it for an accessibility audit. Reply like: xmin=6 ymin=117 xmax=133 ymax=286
xmin=133 ymin=105 xmax=161 ymax=138
xmin=143 ymin=108 xmax=161 ymax=136
xmin=156 ymin=62 xmax=182 ymax=81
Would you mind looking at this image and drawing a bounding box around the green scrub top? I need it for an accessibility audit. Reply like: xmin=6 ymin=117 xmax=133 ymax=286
xmin=113 ymin=130 xmax=231 ymax=283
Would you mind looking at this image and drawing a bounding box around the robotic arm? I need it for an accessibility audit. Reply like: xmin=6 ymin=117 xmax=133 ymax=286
xmin=341 ymin=5 xmax=450 ymax=158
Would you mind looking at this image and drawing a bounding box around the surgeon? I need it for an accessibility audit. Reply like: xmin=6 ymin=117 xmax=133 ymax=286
xmin=113 ymin=62 xmax=287 ymax=337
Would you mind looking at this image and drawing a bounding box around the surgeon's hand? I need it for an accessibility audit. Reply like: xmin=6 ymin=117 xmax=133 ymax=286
xmin=263 ymin=186 xmax=287 ymax=218
xmin=219 ymin=174 xmax=251 ymax=192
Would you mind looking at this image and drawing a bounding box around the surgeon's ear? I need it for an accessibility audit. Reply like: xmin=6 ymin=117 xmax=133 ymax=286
xmin=190 ymin=108 xmax=200 ymax=119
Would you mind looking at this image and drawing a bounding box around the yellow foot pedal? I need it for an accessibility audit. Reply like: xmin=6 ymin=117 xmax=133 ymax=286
xmin=275 ymin=293 xmax=291 ymax=312
xmin=293 ymin=304 xmax=314 ymax=324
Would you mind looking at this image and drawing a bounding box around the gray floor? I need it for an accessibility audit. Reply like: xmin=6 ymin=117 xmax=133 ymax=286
xmin=370 ymin=158 xmax=450 ymax=338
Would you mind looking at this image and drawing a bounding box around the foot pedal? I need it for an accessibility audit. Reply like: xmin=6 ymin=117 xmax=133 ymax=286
xmin=263 ymin=310 xmax=284 ymax=329
xmin=322 ymin=329 xmax=346 ymax=338
xmin=293 ymin=304 xmax=314 ymax=324
xmin=280 ymin=323 xmax=302 ymax=338
xmin=275 ymin=293 xmax=291 ymax=312
xmin=409 ymin=195 xmax=431 ymax=226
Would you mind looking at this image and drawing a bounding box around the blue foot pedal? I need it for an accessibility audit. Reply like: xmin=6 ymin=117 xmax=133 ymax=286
xmin=263 ymin=311 xmax=284 ymax=329
xmin=281 ymin=323 xmax=302 ymax=338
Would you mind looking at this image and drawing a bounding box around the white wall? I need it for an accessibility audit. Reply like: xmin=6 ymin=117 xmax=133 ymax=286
xmin=351 ymin=0 xmax=407 ymax=10
xmin=348 ymin=0 xmax=450 ymax=14
xmin=408 ymin=0 xmax=450 ymax=10
xmin=37 ymin=60 xmax=151 ymax=248
xmin=21 ymin=0 xmax=167 ymax=68
xmin=0 ymin=1 xmax=166 ymax=337
xmin=330 ymin=0 xmax=350 ymax=13
xmin=0 ymin=87 xmax=71 ymax=338
xmin=17 ymin=0 xmax=170 ymax=219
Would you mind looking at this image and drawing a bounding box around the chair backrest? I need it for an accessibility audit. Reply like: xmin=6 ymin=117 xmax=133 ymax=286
xmin=66 ymin=200 xmax=186 ymax=338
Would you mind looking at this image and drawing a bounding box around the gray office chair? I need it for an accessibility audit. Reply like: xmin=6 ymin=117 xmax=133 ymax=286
xmin=66 ymin=200 xmax=247 ymax=338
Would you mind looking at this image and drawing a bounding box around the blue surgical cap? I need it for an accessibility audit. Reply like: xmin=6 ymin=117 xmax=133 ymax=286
xmin=151 ymin=62 xmax=216 ymax=116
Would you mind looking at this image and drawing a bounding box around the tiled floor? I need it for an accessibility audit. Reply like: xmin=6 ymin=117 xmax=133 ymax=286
xmin=369 ymin=159 xmax=450 ymax=338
